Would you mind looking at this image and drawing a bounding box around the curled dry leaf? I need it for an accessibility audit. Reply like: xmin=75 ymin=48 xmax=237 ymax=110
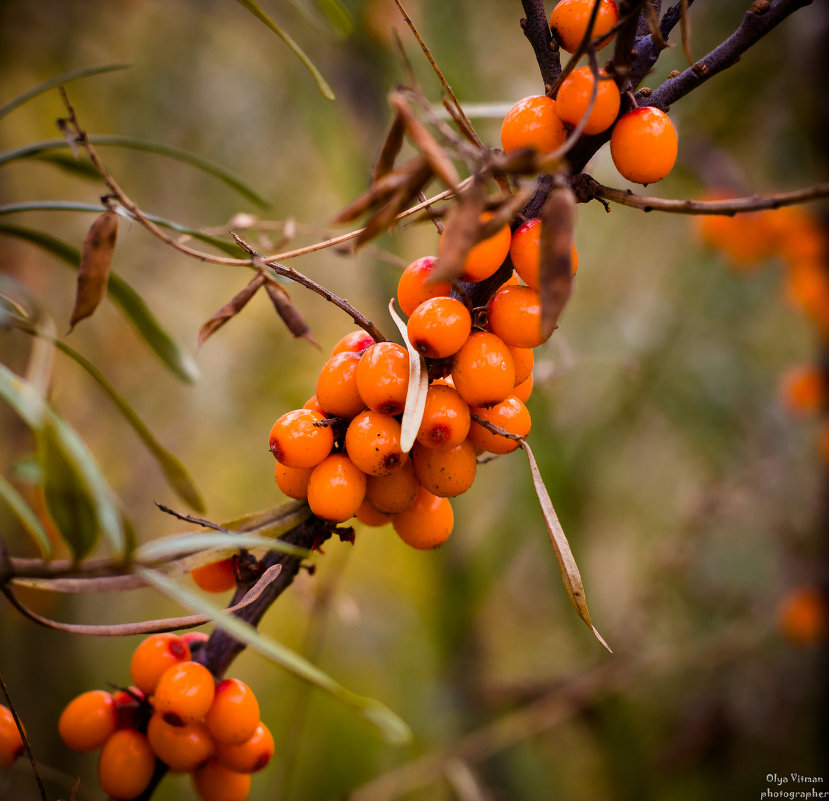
xmin=68 ymin=209 xmax=118 ymax=331
xmin=430 ymin=177 xmax=487 ymax=282
xmin=197 ymin=273 xmax=265 ymax=350
xmin=539 ymin=184 xmax=575 ymax=340
xmin=373 ymin=112 xmax=406 ymax=183
xmin=642 ymin=2 xmax=670 ymax=51
xmin=388 ymin=299 xmax=429 ymax=453
xmin=264 ymin=279 xmax=319 ymax=348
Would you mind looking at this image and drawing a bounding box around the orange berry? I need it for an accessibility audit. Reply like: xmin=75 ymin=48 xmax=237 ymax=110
xmin=779 ymin=365 xmax=826 ymax=415
xmin=356 ymin=342 xmax=410 ymax=415
xmin=407 ymin=297 xmax=471 ymax=359
xmin=205 ymin=679 xmax=260 ymax=746
xmin=345 ymin=410 xmax=407 ymax=476
xmin=191 ymin=558 xmax=237 ymax=594
xmin=508 ymin=345 xmax=535 ymax=386
xmin=153 ymin=661 xmax=216 ymax=727
xmin=307 ymin=453 xmax=367 ymax=523
xmin=778 ymin=586 xmax=828 ymax=645
xmin=302 ymin=394 xmax=324 ymax=414
xmin=215 ymin=722 xmax=275 ymax=774
xmin=549 ymin=0 xmax=618 ymax=52
xmin=392 ymin=485 xmax=454 ymax=549
xmin=130 ymin=633 xmax=191 ymax=696
xmin=610 ymin=106 xmax=678 ymax=185
xmin=147 ymin=712 xmax=215 ymax=772
xmin=98 ymin=729 xmax=156 ymax=801
xmin=469 ymin=396 xmax=532 ymax=454
xmin=365 ymin=459 xmax=419 ymax=514
xmin=439 ymin=212 xmax=511 ymax=283
xmin=416 ymin=383 xmax=471 ymax=451
xmin=274 ymin=461 xmax=313 ymax=500
xmin=58 ymin=690 xmax=118 ymax=753
xmin=500 ymin=95 xmax=567 ymax=156
xmin=356 ymin=499 xmax=393 ymax=527
xmin=412 ymin=440 xmax=477 ymax=498
xmin=268 ymin=408 xmax=334 ymax=468
xmin=330 ymin=329 xmax=375 ymax=356
xmin=513 ymin=372 xmax=534 ymax=403
xmin=0 ymin=704 xmax=24 ymax=769
xmin=192 ymin=757 xmax=252 ymax=801
xmin=487 ymin=285 xmax=548 ymax=348
xmin=451 ymin=331 xmax=515 ymax=407
xmin=509 ymin=218 xmax=578 ymax=291
xmin=556 ymin=66 xmax=620 ymax=134
xmin=397 ymin=256 xmax=451 ymax=316
xmin=316 ymin=352 xmax=365 ymax=419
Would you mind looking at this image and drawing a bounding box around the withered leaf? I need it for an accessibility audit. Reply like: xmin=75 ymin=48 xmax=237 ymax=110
xmin=264 ymin=280 xmax=319 ymax=348
xmin=429 ymin=177 xmax=487 ymax=283
xmin=680 ymin=0 xmax=693 ymax=65
xmin=388 ymin=299 xmax=429 ymax=453
xmin=68 ymin=210 xmax=118 ymax=332
xmin=539 ymin=185 xmax=575 ymax=340
xmin=373 ymin=112 xmax=406 ymax=183
xmin=643 ymin=2 xmax=670 ymax=51
xmin=197 ymin=274 xmax=265 ymax=350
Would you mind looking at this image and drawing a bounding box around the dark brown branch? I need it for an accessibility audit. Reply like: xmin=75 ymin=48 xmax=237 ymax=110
xmin=521 ymin=0 xmax=561 ymax=92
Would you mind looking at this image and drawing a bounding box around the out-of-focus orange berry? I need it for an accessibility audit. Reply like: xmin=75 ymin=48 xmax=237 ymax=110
xmin=58 ymin=690 xmax=118 ymax=753
xmin=191 ymin=558 xmax=237 ymax=594
xmin=215 ymin=722 xmax=274 ymax=774
xmin=192 ymin=757 xmax=252 ymax=801
xmin=356 ymin=499 xmax=393 ymax=527
xmin=508 ymin=345 xmax=535 ymax=386
xmin=0 ymin=704 xmax=24 ymax=769
xmin=513 ymin=372 xmax=534 ymax=403
xmin=778 ymin=365 xmax=826 ymax=415
xmin=98 ymin=729 xmax=156 ymax=801
xmin=274 ymin=461 xmax=313 ymax=500
xmin=440 ymin=212 xmax=511 ymax=283
xmin=778 ymin=586 xmax=828 ymax=645
xmin=205 ymin=679 xmax=260 ymax=746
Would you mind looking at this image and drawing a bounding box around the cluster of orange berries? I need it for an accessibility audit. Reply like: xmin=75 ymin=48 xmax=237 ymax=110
xmin=501 ymin=0 xmax=678 ymax=186
xmin=57 ymin=632 xmax=273 ymax=801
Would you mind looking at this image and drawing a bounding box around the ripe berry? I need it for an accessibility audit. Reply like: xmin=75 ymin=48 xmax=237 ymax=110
xmin=610 ymin=106 xmax=678 ymax=185
xmin=509 ymin=218 xmax=578 ymax=291
xmin=302 ymin=394 xmax=325 ymax=414
xmin=130 ymin=633 xmax=191 ymax=696
xmin=330 ymin=329 xmax=375 ymax=356
xmin=153 ymin=661 xmax=216 ymax=726
xmin=345 ymin=410 xmax=407 ymax=477
xmin=487 ymin=285 xmax=548 ymax=348
xmin=316 ymin=351 xmax=365 ymax=419
xmin=356 ymin=499 xmax=393 ymax=527
xmin=274 ymin=461 xmax=313 ymax=500
xmin=0 ymin=704 xmax=24 ymax=769
xmin=58 ymin=690 xmax=117 ymax=753
xmin=469 ymin=397 xmax=532 ymax=454
xmin=307 ymin=453 xmax=367 ymax=523
xmin=191 ymin=558 xmax=237 ymax=594
xmin=365 ymin=460 xmax=419 ymax=514
xmin=779 ymin=365 xmax=826 ymax=415
xmin=392 ymin=485 xmax=454 ymax=550
xmin=192 ymin=757 xmax=252 ymax=801
xmin=416 ymin=383 xmax=471 ymax=451
xmin=268 ymin=408 xmax=334 ymax=469
xmin=513 ymin=372 xmax=534 ymax=403
xmin=778 ymin=586 xmax=828 ymax=645
xmin=356 ymin=342 xmax=410 ymax=415
xmin=439 ymin=212 xmax=512 ymax=283
xmin=397 ymin=256 xmax=451 ymax=316
xmin=147 ymin=712 xmax=215 ymax=773
xmin=556 ymin=66 xmax=621 ymax=135
xmin=205 ymin=679 xmax=260 ymax=746
xmin=451 ymin=331 xmax=515 ymax=407
xmin=412 ymin=440 xmax=477 ymax=498
xmin=508 ymin=345 xmax=535 ymax=386
xmin=407 ymin=297 xmax=471 ymax=359
xmin=181 ymin=632 xmax=210 ymax=651
xmin=98 ymin=729 xmax=156 ymax=801
xmin=215 ymin=722 xmax=275 ymax=774
xmin=549 ymin=0 xmax=618 ymax=52
xmin=500 ymin=95 xmax=567 ymax=156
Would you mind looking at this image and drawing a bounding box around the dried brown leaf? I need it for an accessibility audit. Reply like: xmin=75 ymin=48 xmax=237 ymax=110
xmin=539 ymin=185 xmax=575 ymax=340
xmin=643 ymin=2 xmax=670 ymax=50
xmin=197 ymin=274 xmax=265 ymax=350
xmin=373 ymin=112 xmax=406 ymax=183
xmin=264 ymin=280 xmax=319 ymax=348
xmin=680 ymin=0 xmax=693 ymax=65
xmin=429 ymin=178 xmax=487 ymax=283
xmin=388 ymin=299 xmax=429 ymax=453
xmin=68 ymin=210 xmax=118 ymax=331
xmin=331 ymin=161 xmax=421 ymax=225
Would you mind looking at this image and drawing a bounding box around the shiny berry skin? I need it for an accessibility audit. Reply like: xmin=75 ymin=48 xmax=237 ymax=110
xmin=356 ymin=499 xmax=393 ymax=527
xmin=130 ymin=633 xmax=191 ymax=696
xmin=412 ymin=440 xmax=477 ymax=498
xmin=500 ymin=95 xmax=567 ymax=156
xmin=610 ymin=106 xmax=678 ymax=185
xmin=451 ymin=331 xmax=515 ymax=407
xmin=397 ymin=256 xmax=451 ymax=317
xmin=513 ymin=372 xmax=534 ymax=403
xmin=274 ymin=461 xmax=313 ymax=499
xmin=469 ymin=397 xmax=532 ymax=454
xmin=153 ymin=661 xmax=216 ymax=726
xmin=215 ymin=722 xmax=275 ymax=774
xmin=509 ymin=218 xmax=578 ymax=291
xmin=556 ymin=66 xmax=620 ymax=135
xmin=508 ymin=345 xmax=535 ymax=386
xmin=58 ymin=690 xmax=118 ymax=752
xmin=98 ymin=729 xmax=156 ymax=801
xmin=192 ymin=757 xmax=252 ymax=801
xmin=191 ymin=558 xmax=237 ymax=593
xmin=316 ymin=351 xmax=365 ymax=419
xmin=345 ymin=410 xmax=407 ymax=477
xmin=365 ymin=460 xmax=419 ymax=514
xmin=356 ymin=342 xmax=410 ymax=415
xmin=407 ymin=297 xmax=471 ymax=359
xmin=0 ymin=705 xmax=24 ymax=769
xmin=416 ymin=384 xmax=471 ymax=451
xmin=392 ymin=485 xmax=454 ymax=549
xmin=205 ymin=679 xmax=260 ymax=746
xmin=330 ymin=329 xmax=375 ymax=356
xmin=147 ymin=712 xmax=215 ymax=773
xmin=549 ymin=0 xmax=618 ymax=52
xmin=268 ymin=409 xmax=334 ymax=468
xmin=307 ymin=453 xmax=367 ymax=523
xmin=440 ymin=212 xmax=512 ymax=283
xmin=487 ymin=285 xmax=548 ymax=348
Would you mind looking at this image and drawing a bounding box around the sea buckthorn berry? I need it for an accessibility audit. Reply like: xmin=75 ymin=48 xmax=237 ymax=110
xmin=513 ymin=372 xmax=534 ymax=403
xmin=181 ymin=632 xmax=210 ymax=650
xmin=365 ymin=460 xmax=419 ymax=514
xmin=778 ymin=586 xmax=828 ymax=645
xmin=412 ymin=440 xmax=477 ymax=498
xmin=0 ymin=704 xmax=24 ymax=769
xmin=147 ymin=712 xmax=215 ymax=773
xmin=193 ymin=757 xmax=252 ymax=801
xmin=215 ymin=722 xmax=275 ymax=774
xmin=397 ymin=256 xmax=451 ymax=316
xmin=302 ymin=394 xmax=324 ymax=414
xmin=416 ymin=383 xmax=471 ymax=451
xmin=778 ymin=365 xmax=826 ymax=415
xmin=307 ymin=453 xmax=367 ymax=523
xmin=191 ymin=558 xmax=237 ymax=594
xmin=509 ymin=218 xmax=578 ymax=291
xmin=316 ymin=351 xmax=365 ymax=419
xmin=153 ymin=661 xmax=216 ymax=727
xmin=356 ymin=342 xmax=410 ymax=415
xmin=451 ymin=331 xmax=515 ymax=407
xmin=268 ymin=409 xmax=334 ymax=469
xmin=345 ymin=410 xmax=407 ymax=477
xmin=556 ymin=66 xmax=621 ymax=135
xmin=407 ymin=297 xmax=471 ymax=359
xmin=610 ymin=106 xmax=678 ymax=185
xmin=98 ymin=729 xmax=156 ymax=801
xmin=205 ymin=679 xmax=260 ymax=746
xmin=469 ymin=396 xmax=532 ymax=454
xmin=487 ymin=285 xmax=548 ymax=349
xmin=330 ymin=329 xmax=375 ymax=356
xmin=274 ymin=461 xmax=313 ymax=500
xmin=549 ymin=0 xmax=618 ymax=52
xmin=356 ymin=499 xmax=393 ymax=527
xmin=440 ymin=212 xmax=512 ymax=283
xmin=130 ymin=633 xmax=191 ymax=696
xmin=500 ymin=95 xmax=567 ymax=156
xmin=508 ymin=345 xmax=534 ymax=386
xmin=392 ymin=485 xmax=454 ymax=550
xmin=58 ymin=690 xmax=117 ymax=752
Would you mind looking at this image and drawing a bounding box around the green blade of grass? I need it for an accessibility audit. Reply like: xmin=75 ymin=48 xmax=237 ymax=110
xmin=0 ymin=474 xmax=52 ymax=560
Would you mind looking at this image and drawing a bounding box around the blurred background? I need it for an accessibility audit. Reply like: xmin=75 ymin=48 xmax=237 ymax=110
xmin=1 ymin=1 xmax=828 ymax=799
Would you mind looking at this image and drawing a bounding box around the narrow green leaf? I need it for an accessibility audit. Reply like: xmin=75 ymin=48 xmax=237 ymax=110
xmin=0 ymin=363 xmax=45 ymax=428
xmin=134 ymin=532 xmax=311 ymax=563
xmin=136 ymin=566 xmax=412 ymax=745
xmin=0 ymin=475 xmax=52 ymax=559
xmin=31 ymin=152 xmax=101 ymax=180
xmin=287 ymin=0 xmax=353 ymax=36
xmin=233 ymin=0 xmax=336 ymax=100
xmin=314 ymin=0 xmax=353 ymax=34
